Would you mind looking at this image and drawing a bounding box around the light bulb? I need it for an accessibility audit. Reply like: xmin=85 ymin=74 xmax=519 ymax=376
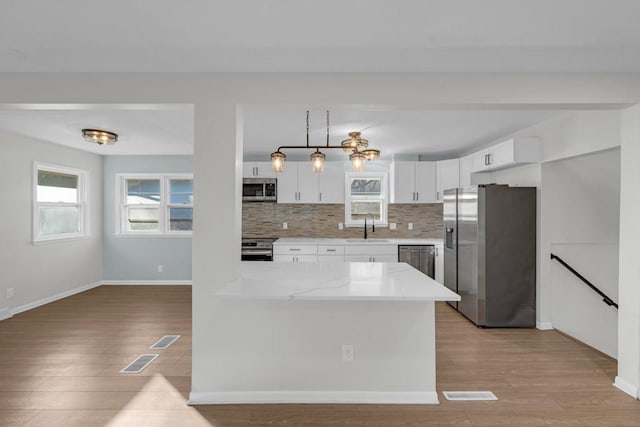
xmin=350 ymin=152 xmax=365 ymax=172
xmin=271 ymin=151 xmax=286 ymax=173
xmin=311 ymin=150 xmax=326 ymax=173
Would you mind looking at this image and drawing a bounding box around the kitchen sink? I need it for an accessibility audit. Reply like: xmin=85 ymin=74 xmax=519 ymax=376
xmin=346 ymin=239 xmax=390 ymax=243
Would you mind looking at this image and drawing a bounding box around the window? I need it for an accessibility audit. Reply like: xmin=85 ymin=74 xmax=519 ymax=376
xmin=117 ymin=174 xmax=193 ymax=236
xmin=33 ymin=163 xmax=88 ymax=242
xmin=344 ymin=172 xmax=388 ymax=226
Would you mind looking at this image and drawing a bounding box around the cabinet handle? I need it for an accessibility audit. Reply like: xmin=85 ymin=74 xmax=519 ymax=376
xmin=319 ymin=192 xmax=322 ymax=202
xmin=326 ymin=249 xmax=336 ymax=252
xmin=416 ymin=192 xmax=419 ymax=201
xmin=435 ymin=247 xmax=439 ymax=256
xmin=488 ymin=153 xmax=492 ymax=165
xmin=289 ymin=248 xmax=301 ymax=251
xmin=437 ymin=191 xmax=440 ymax=200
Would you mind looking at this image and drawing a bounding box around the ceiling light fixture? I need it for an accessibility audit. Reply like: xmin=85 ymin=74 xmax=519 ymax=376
xmin=270 ymin=111 xmax=381 ymax=173
xmin=82 ymin=128 xmax=118 ymax=145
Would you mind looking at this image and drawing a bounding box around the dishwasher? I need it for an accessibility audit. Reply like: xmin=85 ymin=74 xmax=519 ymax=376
xmin=398 ymin=245 xmax=436 ymax=279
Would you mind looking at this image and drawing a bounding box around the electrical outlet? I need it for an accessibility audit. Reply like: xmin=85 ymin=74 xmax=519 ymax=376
xmin=282 ymin=222 xmax=288 ymax=230
xmin=338 ymin=222 xmax=344 ymax=230
xmin=342 ymin=344 xmax=354 ymax=362
xmin=408 ymin=223 xmax=414 ymax=230
xmin=6 ymin=288 xmax=14 ymax=299
xmin=389 ymin=223 xmax=397 ymax=230
xmin=157 ymin=265 xmax=164 ymax=273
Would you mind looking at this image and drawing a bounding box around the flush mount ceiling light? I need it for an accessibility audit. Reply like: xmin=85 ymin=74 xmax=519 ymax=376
xmin=270 ymin=111 xmax=381 ymax=173
xmin=82 ymin=128 xmax=118 ymax=145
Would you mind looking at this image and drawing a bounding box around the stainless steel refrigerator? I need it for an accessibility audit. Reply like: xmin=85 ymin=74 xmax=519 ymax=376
xmin=443 ymin=185 xmax=536 ymax=327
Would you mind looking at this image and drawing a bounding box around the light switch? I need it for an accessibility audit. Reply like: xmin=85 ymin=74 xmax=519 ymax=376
xmin=389 ymin=223 xmax=397 ymax=230
xmin=283 ymin=222 xmax=288 ymax=230
xmin=408 ymin=223 xmax=413 ymax=230
xmin=338 ymin=223 xmax=344 ymax=230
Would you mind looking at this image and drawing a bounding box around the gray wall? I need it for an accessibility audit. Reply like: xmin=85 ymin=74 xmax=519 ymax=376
xmin=0 ymin=130 xmax=103 ymax=313
xmin=102 ymin=156 xmax=193 ymax=281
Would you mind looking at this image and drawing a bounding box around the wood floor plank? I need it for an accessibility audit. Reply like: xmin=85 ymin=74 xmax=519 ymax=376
xmin=1 ymin=286 xmax=639 ymax=426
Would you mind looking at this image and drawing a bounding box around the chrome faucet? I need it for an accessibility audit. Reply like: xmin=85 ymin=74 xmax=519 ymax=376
xmin=363 ymin=215 xmax=375 ymax=239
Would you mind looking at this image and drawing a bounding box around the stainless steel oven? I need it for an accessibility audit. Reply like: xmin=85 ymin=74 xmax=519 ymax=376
xmin=242 ymin=178 xmax=277 ymax=202
xmin=241 ymin=238 xmax=277 ymax=261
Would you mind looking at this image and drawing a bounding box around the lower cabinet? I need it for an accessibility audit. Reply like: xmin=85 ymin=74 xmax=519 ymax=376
xmin=344 ymin=244 xmax=398 ymax=262
xmin=274 ymin=254 xmax=318 ymax=263
xmin=345 ymin=254 xmax=398 ymax=262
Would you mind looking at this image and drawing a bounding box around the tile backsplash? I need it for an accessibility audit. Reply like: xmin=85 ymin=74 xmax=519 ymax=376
xmin=242 ymin=203 xmax=443 ymax=239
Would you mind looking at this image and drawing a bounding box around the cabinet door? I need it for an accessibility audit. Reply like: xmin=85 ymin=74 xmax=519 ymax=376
xmin=273 ymin=255 xmax=297 ymax=262
xmin=459 ymin=155 xmax=473 ymax=187
xmin=415 ymin=162 xmax=437 ymax=203
xmin=317 ymin=255 xmax=345 ymax=263
xmin=297 ymin=162 xmax=319 ymax=203
xmin=371 ymin=254 xmax=398 ymax=262
xmin=471 ymin=149 xmax=490 ymax=172
xmin=254 ymin=161 xmax=277 ymax=178
xmin=345 ymin=254 xmax=373 ymax=262
xmin=243 ymin=162 xmax=257 ymax=177
xmin=318 ymin=162 xmax=345 ymax=203
xmin=393 ymin=161 xmax=416 ymax=203
xmin=276 ymin=163 xmax=299 ymax=203
xmin=436 ymin=159 xmax=459 ymax=202
xmin=488 ymin=139 xmax=515 ymax=167
xmin=296 ymin=254 xmax=318 ymax=262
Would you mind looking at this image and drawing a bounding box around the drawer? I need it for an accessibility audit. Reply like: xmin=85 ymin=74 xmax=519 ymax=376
xmin=344 ymin=244 xmax=397 ymax=256
xmin=317 ymin=245 xmax=345 ymax=255
xmin=273 ymin=244 xmax=317 ymax=255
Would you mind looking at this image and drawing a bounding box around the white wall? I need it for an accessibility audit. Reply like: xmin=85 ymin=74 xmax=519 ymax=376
xmin=543 ymin=149 xmax=620 ymax=358
xmin=1 ymin=73 xmax=640 ymax=397
xmin=616 ymin=105 xmax=640 ymax=398
xmin=0 ymin=130 xmax=103 ymax=319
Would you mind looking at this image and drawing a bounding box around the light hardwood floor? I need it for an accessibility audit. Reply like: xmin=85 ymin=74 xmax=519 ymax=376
xmin=0 ymin=285 xmax=638 ymax=426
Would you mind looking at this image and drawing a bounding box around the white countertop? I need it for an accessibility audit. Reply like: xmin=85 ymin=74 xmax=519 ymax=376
xmin=216 ymin=261 xmax=460 ymax=302
xmin=273 ymin=237 xmax=443 ymax=245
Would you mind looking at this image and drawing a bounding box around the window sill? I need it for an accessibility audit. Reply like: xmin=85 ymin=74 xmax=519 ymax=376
xmin=32 ymin=235 xmax=90 ymax=245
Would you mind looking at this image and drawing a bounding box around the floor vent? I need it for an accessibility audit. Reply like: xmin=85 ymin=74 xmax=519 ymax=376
xmin=442 ymin=391 xmax=498 ymax=401
xmin=150 ymin=335 xmax=181 ymax=350
xmin=120 ymin=354 xmax=158 ymax=374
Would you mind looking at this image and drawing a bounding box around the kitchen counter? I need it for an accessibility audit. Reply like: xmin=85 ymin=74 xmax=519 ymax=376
xmin=217 ymin=261 xmax=459 ymax=302
xmin=273 ymin=237 xmax=443 ymax=245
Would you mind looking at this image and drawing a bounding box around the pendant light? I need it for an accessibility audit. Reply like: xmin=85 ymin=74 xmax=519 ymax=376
xmin=270 ymin=111 xmax=381 ymax=173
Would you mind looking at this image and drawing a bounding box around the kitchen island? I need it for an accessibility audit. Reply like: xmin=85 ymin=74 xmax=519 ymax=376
xmin=189 ymin=262 xmax=459 ymax=405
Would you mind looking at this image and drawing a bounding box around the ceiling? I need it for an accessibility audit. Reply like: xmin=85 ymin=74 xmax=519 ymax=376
xmin=2 ymin=0 xmax=640 ymax=72
xmin=0 ymin=106 xmax=194 ymax=155
xmin=243 ymin=108 xmax=566 ymax=160
xmin=0 ymin=105 xmax=569 ymax=158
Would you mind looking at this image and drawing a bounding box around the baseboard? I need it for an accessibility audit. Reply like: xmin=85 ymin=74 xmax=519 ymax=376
xmin=0 ymin=308 xmax=11 ymax=321
xmin=536 ymin=322 xmax=554 ymax=330
xmin=188 ymin=391 xmax=440 ymax=405
xmin=101 ymin=280 xmax=192 ymax=286
xmin=614 ymin=376 xmax=639 ymax=399
xmin=7 ymin=281 xmax=102 ymax=319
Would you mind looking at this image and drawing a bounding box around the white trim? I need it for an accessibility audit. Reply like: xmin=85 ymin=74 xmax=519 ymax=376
xmin=536 ymin=322 xmax=554 ymax=330
xmin=188 ymin=391 xmax=439 ymax=405
xmin=6 ymin=281 xmax=102 ymax=319
xmin=614 ymin=376 xmax=639 ymax=399
xmin=0 ymin=308 xmax=11 ymax=321
xmin=101 ymin=280 xmax=192 ymax=286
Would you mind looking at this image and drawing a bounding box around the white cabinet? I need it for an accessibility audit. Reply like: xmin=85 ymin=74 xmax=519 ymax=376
xmin=436 ymin=159 xmax=459 ymax=202
xmin=470 ymin=137 xmax=540 ymax=173
xmin=317 ymin=162 xmax=345 ymax=204
xmin=392 ymin=161 xmax=437 ymax=203
xmin=276 ymin=162 xmax=318 ymax=203
xmin=243 ymin=161 xmax=276 ymax=178
xmin=459 ymin=155 xmax=473 ymax=187
xmin=273 ymin=243 xmax=318 ymax=262
xmin=344 ymin=244 xmax=397 ymax=262
xmin=276 ymin=161 xmax=345 ymax=204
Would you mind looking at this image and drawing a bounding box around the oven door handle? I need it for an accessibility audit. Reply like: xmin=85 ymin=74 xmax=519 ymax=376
xmin=241 ymin=250 xmax=273 ymax=256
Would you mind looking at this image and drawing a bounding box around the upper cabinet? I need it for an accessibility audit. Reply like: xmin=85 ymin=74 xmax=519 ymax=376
xmin=392 ymin=161 xmax=437 ymax=203
xmin=243 ymin=161 xmax=276 ymax=178
xmin=274 ymin=161 xmax=345 ymax=204
xmin=436 ymin=159 xmax=459 ymax=202
xmin=470 ymin=137 xmax=540 ymax=173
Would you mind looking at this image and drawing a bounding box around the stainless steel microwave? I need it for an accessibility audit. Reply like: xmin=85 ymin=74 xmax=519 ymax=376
xmin=242 ymin=178 xmax=277 ymax=202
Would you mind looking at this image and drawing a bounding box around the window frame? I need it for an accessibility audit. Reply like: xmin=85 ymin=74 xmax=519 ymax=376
xmin=116 ymin=173 xmax=193 ymax=237
xmin=33 ymin=162 xmax=89 ymax=243
xmin=344 ymin=172 xmax=388 ymax=227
